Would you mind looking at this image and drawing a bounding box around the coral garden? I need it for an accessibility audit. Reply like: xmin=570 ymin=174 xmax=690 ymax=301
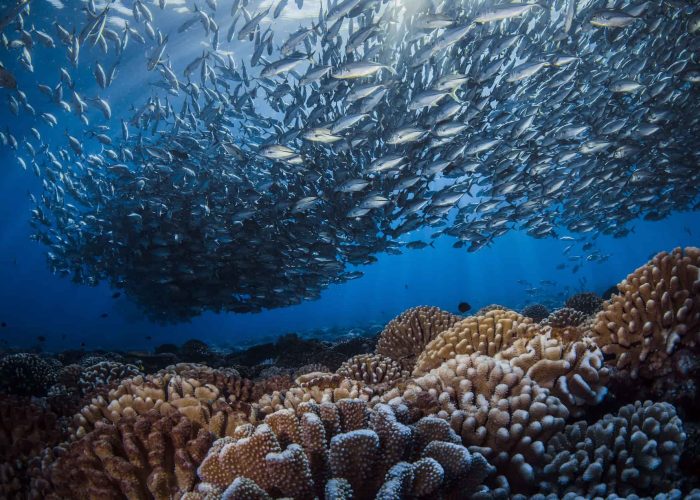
xmin=0 ymin=247 xmax=699 ymax=499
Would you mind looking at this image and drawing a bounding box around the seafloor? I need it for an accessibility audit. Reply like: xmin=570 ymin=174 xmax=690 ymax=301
xmin=1 ymin=247 xmax=699 ymax=499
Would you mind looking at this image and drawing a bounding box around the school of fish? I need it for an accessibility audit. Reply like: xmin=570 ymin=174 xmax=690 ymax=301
xmin=0 ymin=0 xmax=699 ymax=321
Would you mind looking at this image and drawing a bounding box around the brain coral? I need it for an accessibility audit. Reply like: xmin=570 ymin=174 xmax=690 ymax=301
xmin=376 ymin=306 xmax=461 ymax=372
xmin=413 ymin=309 xmax=539 ymax=376
xmin=593 ymin=247 xmax=700 ymax=378
xmin=46 ymin=409 xmax=213 ymax=499
xmin=0 ymin=353 xmax=58 ymax=396
xmin=382 ymin=353 xmax=569 ymax=485
xmin=336 ymin=353 xmax=408 ymax=392
xmin=565 ymin=292 xmax=604 ymax=315
xmin=536 ymin=401 xmax=685 ymax=498
xmin=496 ymin=335 xmax=609 ymax=416
xmin=186 ymin=399 xmax=509 ymax=499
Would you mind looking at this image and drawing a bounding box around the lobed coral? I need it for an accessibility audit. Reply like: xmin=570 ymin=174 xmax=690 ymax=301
xmin=0 ymin=353 xmax=58 ymax=397
xmin=565 ymin=292 xmax=604 ymax=316
xmin=521 ymin=304 xmax=550 ymax=323
xmin=376 ymin=306 xmax=461 ymax=372
xmin=45 ymin=410 xmax=213 ymax=499
xmin=336 ymin=353 xmax=408 ymax=392
xmin=495 ymin=335 xmax=609 ymax=415
xmin=383 ymin=353 xmax=569 ymax=485
xmin=79 ymin=361 xmax=143 ymax=394
xmin=413 ymin=309 xmax=539 ymax=376
xmin=536 ymin=401 xmax=685 ymax=498
xmin=593 ymin=247 xmax=700 ymax=378
xmin=186 ymin=399 xmax=508 ymax=499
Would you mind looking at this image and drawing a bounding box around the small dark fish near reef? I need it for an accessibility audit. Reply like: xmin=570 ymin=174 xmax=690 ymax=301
xmin=458 ymin=302 xmax=472 ymax=313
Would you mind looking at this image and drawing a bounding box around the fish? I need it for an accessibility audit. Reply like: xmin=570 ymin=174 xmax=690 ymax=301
xmin=457 ymin=302 xmax=471 ymax=313
xmin=0 ymin=0 xmax=696 ymax=322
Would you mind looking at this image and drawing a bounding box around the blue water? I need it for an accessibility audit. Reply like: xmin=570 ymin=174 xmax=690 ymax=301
xmin=0 ymin=0 xmax=698 ymax=353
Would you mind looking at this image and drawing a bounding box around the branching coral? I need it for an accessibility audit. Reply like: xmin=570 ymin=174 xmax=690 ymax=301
xmin=376 ymin=306 xmax=461 ymax=372
xmin=0 ymin=353 xmax=58 ymax=397
xmin=186 ymin=400 xmax=508 ymax=499
xmin=336 ymin=353 xmax=408 ymax=393
xmin=541 ymin=307 xmax=587 ymax=328
xmin=565 ymin=292 xmax=604 ymax=315
xmin=593 ymin=247 xmax=700 ymax=378
xmin=536 ymin=401 xmax=685 ymax=498
xmin=496 ymin=335 xmax=609 ymax=416
xmin=413 ymin=309 xmax=539 ymax=376
xmin=46 ymin=409 xmax=213 ymax=499
xmin=382 ymin=353 xmax=568 ymax=486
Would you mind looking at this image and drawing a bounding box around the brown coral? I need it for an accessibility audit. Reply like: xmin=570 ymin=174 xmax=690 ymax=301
xmin=336 ymin=353 xmax=408 ymax=392
xmin=593 ymin=247 xmax=700 ymax=378
xmin=46 ymin=409 xmax=213 ymax=499
xmin=413 ymin=309 xmax=539 ymax=376
xmin=186 ymin=400 xmax=507 ymax=499
xmin=565 ymin=292 xmax=604 ymax=315
xmin=376 ymin=306 xmax=461 ymax=372
xmin=382 ymin=353 xmax=568 ymax=485
xmin=79 ymin=361 xmax=143 ymax=394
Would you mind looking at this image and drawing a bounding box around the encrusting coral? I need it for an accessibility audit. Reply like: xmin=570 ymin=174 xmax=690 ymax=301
xmin=382 ymin=353 xmax=569 ymax=486
xmin=376 ymin=306 xmax=461 ymax=372
xmin=43 ymin=409 xmax=213 ymax=499
xmin=535 ymin=400 xmax=685 ymax=498
xmin=336 ymin=353 xmax=408 ymax=392
xmin=185 ymin=399 xmax=509 ymax=499
xmin=593 ymin=247 xmax=700 ymax=379
xmin=413 ymin=308 xmax=539 ymax=376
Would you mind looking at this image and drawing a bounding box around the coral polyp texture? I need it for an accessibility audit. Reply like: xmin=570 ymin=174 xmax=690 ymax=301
xmin=0 ymin=353 xmax=58 ymax=396
xmin=541 ymin=307 xmax=587 ymax=329
xmin=413 ymin=309 xmax=538 ymax=376
xmin=593 ymin=247 xmax=700 ymax=378
xmin=536 ymin=401 xmax=686 ymax=498
xmin=376 ymin=306 xmax=461 ymax=372
xmin=565 ymin=292 xmax=604 ymax=315
xmin=336 ymin=353 xmax=408 ymax=391
xmin=44 ymin=410 xmax=213 ymax=499
xmin=186 ymin=399 xmax=509 ymax=499
xmin=78 ymin=360 xmax=143 ymax=394
xmin=521 ymin=304 xmax=550 ymax=323
xmin=382 ymin=353 xmax=569 ymax=485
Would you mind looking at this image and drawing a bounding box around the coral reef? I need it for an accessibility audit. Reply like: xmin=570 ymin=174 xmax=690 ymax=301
xmin=78 ymin=360 xmax=143 ymax=394
xmin=521 ymin=304 xmax=550 ymax=323
xmin=376 ymin=306 xmax=461 ymax=372
xmin=593 ymin=247 xmax=700 ymax=379
xmin=187 ymin=400 xmax=508 ymax=499
xmin=383 ymin=353 xmax=569 ymax=485
xmin=0 ymin=353 xmax=58 ymax=396
xmin=541 ymin=307 xmax=587 ymax=328
xmin=44 ymin=410 xmax=212 ymax=499
xmin=413 ymin=309 xmax=538 ymax=375
xmin=536 ymin=401 xmax=685 ymax=497
xmin=336 ymin=353 xmax=408 ymax=392
xmin=565 ymin=292 xmax=604 ymax=315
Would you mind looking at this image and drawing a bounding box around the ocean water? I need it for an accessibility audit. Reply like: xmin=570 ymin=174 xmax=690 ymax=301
xmin=0 ymin=0 xmax=699 ymax=497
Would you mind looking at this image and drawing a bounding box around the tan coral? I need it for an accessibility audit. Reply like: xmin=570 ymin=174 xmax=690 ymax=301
xmin=413 ymin=309 xmax=539 ymax=376
xmin=72 ymin=373 xmax=251 ymax=440
xmin=376 ymin=306 xmax=461 ymax=372
xmin=383 ymin=353 xmax=568 ymax=485
xmin=336 ymin=353 xmax=408 ymax=393
xmin=185 ymin=400 xmax=506 ymax=499
xmin=45 ymin=409 xmax=213 ymax=499
xmin=593 ymin=247 xmax=700 ymax=378
xmin=496 ymin=335 xmax=609 ymax=416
